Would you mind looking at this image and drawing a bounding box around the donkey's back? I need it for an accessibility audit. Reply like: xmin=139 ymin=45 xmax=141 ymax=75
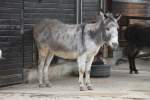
xmin=33 ymin=18 xmax=85 ymax=59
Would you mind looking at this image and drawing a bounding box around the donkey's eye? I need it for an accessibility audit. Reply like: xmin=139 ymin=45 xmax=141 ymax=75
xmin=106 ymin=28 xmax=110 ymax=31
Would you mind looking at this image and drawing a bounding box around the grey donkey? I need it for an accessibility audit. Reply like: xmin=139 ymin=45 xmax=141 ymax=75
xmin=33 ymin=11 xmax=121 ymax=91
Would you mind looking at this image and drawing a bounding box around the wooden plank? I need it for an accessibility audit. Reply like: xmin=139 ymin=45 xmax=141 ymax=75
xmin=0 ymin=74 xmax=22 ymax=87
xmin=0 ymin=42 xmax=22 ymax=47
xmin=0 ymin=19 xmax=20 ymax=26
xmin=24 ymin=8 xmax=59 ymax=13
xmin=0 ymin=13 xmax=20 ymax=19
xmin=23 ymin=0 xmax=76 ymax=68
xmin=0 ymin=37 xmax=8 ymax=42
xmin=4 ymin=52 xmax=22 ymax=58
xmin=63 ymin=9 xmax=75 ymax=14
xmin=24 ymin=0 xmax=58 ymax=3
xmin=24 ymin=2 xmax=58 ymax=8
xmin=0 ymin=58 xmax=22 ymax=65
xmin=112 ymin=2 xmax=148 ymax=9
xmin=0 ymin=68 xmax=22 ymax=76
xmin=1 ymin=46 xmax=22 ymax=52
xmin=0 ymin=63 xmax=23 ymax=70
xmin=3 ymin=53 xmax=23 ymax=58
xmin=0 ymin=0 xmax=23 ymax=86
xmin=82 ymin=0 xmax=98 ymax=23
xmin=24 ymin=36 xmax=33 ymax=41
xmin=23 ymin=19 xmax=41 ymax=25
xmin=2 ymin=50 xmax=23 ymax=58
xmin=0 ymin=25 xmax=20 ymax=30
xmin=62 ymin=4 xmax=75 ymax=9
xmin=0 ymin=2 xmax=22 ymax=8
xmin=23 ymin=46 xmax=32 ymax=50
xmin=83 ymin=0 xmax=97 ymax=3
xmin=61 ymin=18 xmax=76 ymax=24
xmin=0 ymin=0 xmax=21 ymax=3
xmin=24 ymin=50 xmax=32 ymax=55
xmin=112 ymin=1 xmax=149 ymax=17
xmin=0 ymin=8 xmax=21 ymax=14
xmin=0 ymin=30 xmax=21 ymax=36
xmin=24 ymin=13 xmax=59 ymax=18
xmin=24 ymin=63 xmax=33 ymax=68
xmin=62 ymin=0 xmax=75 ymax=4
xmin=126 ymin=16 xmax=150 ymax=20
xmin=24 ymin=57 xmax=33 ymax=62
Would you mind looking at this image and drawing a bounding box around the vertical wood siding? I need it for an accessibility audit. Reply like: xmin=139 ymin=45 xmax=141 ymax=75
xmin=23 ymin=0 xmax=76 ymax=68
xmin=0 ymin=0 xmax=100 ymax=86
xmin=83 ymin=0 xmax=99 ymax=23
xmin=0 ymin=0 xmax=23 ymax=86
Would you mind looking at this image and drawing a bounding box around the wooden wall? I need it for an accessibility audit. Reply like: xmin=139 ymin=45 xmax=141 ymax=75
xmin=23 ymin=0 xmax=77 ymax=68
xmin=112 ymin=1 xmax=149 ymax=17
xmin=0 ymin=0 xmax=23 ymax=86
xmin=83 ymin=0 xmax=99 ymax=23
xmin=111 ymin=0 xmax=150 ymax=47
xmin=0 ymin=0 xmax=100 ymax=86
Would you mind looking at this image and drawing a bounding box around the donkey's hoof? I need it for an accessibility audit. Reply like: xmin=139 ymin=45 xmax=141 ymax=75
xmin=45 ymin=83 xmax=52 ymax=87
xmin=129 ymin=71 xmax=133 ymax=74
xmin=39 ymin=84 xmax=46 ymax=88
xmin=87 ymin=86 xmax=93 ymax=90
xmin=80 ymin=86 xmax=86 ymax=91
xmin=135 ymin=70 xmax=139 ymax=74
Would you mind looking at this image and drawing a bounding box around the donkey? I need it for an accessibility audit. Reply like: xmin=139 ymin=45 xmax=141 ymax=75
xmin=33 ymin=11 xmax=121 ymax=91
xmin=125 ymin=24 xmax=150 ymax=74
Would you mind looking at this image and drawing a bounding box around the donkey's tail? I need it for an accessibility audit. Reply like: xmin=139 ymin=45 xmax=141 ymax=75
xmin=33 ymin=39 xmax=39 ymax=68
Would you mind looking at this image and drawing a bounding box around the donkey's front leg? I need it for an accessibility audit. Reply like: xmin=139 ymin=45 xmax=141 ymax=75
xmin=77 ymin=54 xmax=86 ymax=91
xmin=85 ymin=56 xmax=94 ymax=90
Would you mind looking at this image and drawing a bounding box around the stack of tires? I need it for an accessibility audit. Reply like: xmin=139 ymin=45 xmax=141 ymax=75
xmin=72 ymin=61 xmax=111 ymax=77
xmin=90 ymin=61 xmax=111 ymax=77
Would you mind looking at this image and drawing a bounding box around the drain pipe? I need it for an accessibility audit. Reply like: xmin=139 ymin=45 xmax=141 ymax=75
xmin=100 ymin=0 xmax=108 ymax=57
xmin=100 ymin=0 xmax=104 ymax=41
xmin=100 ymin=0 xmax=107 ymax=12
xmin=76 ymin=0 xmax=83 ymax=24
xmin=103 ymin=0 xmax=107 ymax=13
xmin=100 ymin=0 xmax=103 ymax=10
xmin=80 ymin=0 xmax=83 ymax=24
xmin=76 ymin=0 xmax=79 ymax=24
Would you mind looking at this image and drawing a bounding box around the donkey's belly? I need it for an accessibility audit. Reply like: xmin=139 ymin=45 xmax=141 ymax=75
xmin=53 ymin=51 xmax=79 ymax=59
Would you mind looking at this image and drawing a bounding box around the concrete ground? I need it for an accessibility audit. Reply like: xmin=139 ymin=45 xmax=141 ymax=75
xmin=0 ymin=59 xmax=150 ymax=100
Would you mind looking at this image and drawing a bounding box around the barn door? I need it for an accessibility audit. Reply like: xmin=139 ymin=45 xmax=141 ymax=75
xmin=0 ymin=0 xmax=23 ymax=86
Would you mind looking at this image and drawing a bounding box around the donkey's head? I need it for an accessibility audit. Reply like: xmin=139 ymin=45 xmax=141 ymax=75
xmin=99 ymin=11 xmax=121 ymax=49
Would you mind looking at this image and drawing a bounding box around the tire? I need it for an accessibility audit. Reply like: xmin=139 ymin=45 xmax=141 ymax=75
xmin=90 ymin=64 xmax=111 ymax=77
xmin=72 ymin=63 xmax=111 ymax=77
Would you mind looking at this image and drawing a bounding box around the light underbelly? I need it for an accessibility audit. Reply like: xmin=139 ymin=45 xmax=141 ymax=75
xmin=53 ymin=51 xmax=79 ymax=59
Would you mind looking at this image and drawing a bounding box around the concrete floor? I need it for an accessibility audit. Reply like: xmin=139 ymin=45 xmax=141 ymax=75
xmin=0 ymin=59 xmax=150 ymax=100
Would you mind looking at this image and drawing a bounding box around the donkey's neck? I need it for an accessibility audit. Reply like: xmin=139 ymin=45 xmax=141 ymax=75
xmin=88 ymin=22 xmax=105 ymax=45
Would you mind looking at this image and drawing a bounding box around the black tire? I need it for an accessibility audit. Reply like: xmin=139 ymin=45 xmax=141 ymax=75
xmin=90 ymin=64 xmax=111 ymax=77
xmin=72 ymin=63 xmax=111 ymax=77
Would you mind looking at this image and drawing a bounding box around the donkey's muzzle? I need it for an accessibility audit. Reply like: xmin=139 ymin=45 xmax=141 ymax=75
xmin=112 ymin=42 xmax=118 ymax=50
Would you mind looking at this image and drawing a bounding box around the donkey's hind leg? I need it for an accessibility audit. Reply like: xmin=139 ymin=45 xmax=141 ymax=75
xmin=38 ymin=47 xmax=49 ymax=88
xmin=132 ymin=49 xmax=139 ymax=74
xmin=77 ymin=54 xmax=86 ymax=91
xmin=43 ymin=52 xmax=54 ymax=87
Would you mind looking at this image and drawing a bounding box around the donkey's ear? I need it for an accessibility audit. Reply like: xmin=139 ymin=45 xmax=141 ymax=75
xmin=99 ymin=11 xmax=105 ymax=20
